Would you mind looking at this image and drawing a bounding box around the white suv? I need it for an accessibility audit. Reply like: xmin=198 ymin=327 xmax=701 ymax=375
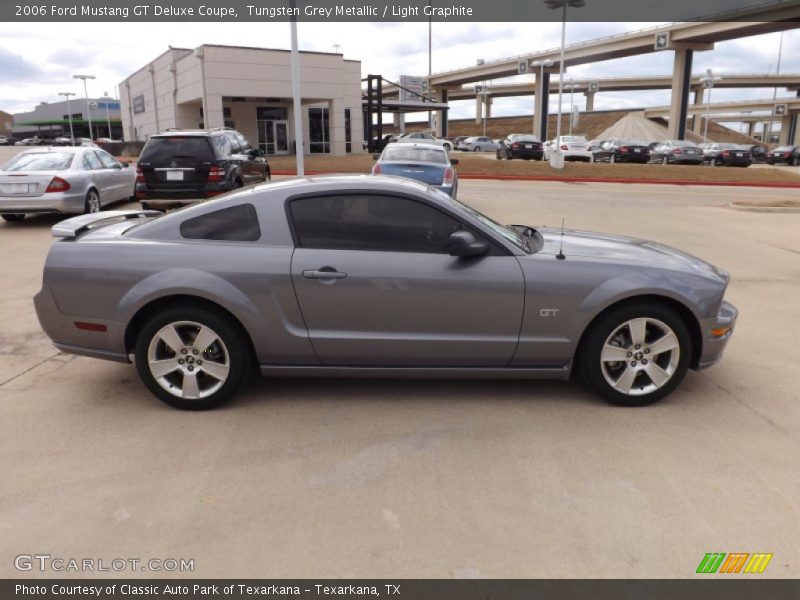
xmin=544 ymin=135 xmax=592 ymax=162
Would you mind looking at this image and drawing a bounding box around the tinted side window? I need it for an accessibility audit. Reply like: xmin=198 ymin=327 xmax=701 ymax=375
xmin=180 ymin=204 xmax=261 ymax=241
xmin=235 ymin=133 xmax=250 ymax=152
xmin=210 ymin=134 xmax=232 ymax=158
xmin=289 ymin=194 xmax=462 ymax=254
xmin=83 ymin=151 xmax=103 ymax=170
xmin=225 ymin=132 xmax=241 ymax=153
xmin=95 ymin=150 xmax=118 ymax=169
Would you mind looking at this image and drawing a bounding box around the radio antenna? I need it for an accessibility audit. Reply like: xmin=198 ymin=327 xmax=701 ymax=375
xmin=556 ymin=218 xmax=566 ymax=260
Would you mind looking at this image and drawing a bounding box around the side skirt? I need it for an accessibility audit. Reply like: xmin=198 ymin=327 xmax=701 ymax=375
xmin=259 ymin=365 xmax=571 ymax=380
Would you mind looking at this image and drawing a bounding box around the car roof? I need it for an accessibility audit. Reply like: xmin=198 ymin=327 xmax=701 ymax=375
xmin=150 ymin=130 xmax=223 ymax=138
xmin=15 ymin=146 xmax=88 ymax=154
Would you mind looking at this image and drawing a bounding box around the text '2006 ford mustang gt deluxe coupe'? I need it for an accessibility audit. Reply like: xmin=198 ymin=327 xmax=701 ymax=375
xmin=34 ymin=175 xmax=737 ymax=410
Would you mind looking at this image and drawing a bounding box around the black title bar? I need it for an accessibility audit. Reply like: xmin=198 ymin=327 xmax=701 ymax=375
xmin=2 ymin=0 xmax=800 ymax=22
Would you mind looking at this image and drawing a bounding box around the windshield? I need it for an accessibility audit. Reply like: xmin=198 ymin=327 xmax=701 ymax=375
xmin=511 ymin=135 xmax=540 ymax=142
xmin=774 ymin=146 xmax=794 ymax=152
xmin=674 ymin=141 xmax=696 ymax=147
xmin=617 ymin=140 xmax=647 ymax=146
xmin=382 ymin=146 xmax=447 ymax=164
xmin=445 ymin=194 xmax=528 ymax=252
xmin=2 ymin=152 xmax=74 ymax=171
xmin=140 ymin=137 xmax=215 ymax=162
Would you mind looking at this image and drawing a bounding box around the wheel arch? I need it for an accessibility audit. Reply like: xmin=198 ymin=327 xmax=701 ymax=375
xmin=124 ymin=294 xmax=257 ymax=365
xmin=574 ymin=293 xmax=703 ymax=373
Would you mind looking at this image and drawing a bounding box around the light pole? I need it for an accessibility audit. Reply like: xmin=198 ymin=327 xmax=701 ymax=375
xmin=531 ymin=59 xmax=554 ymax=136
xmin=289 ymin=0 xmax=304 ymax=176
xmin=699 ymin=69 xmax=722 ymax=144
xmin=58 ymin=92 xmax=76 ymax=145
xmin=103 ymin=92 xmax=113 ymax=139
xmin=564 ymin=80 xmax=581 ymax=136
xmin=545 ymin=0 xmax=586 ymax=169
xmin=73 ymin=74 xmax=96 ymax=140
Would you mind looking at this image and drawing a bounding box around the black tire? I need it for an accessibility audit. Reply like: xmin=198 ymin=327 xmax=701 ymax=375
xmin=579 ymin=302 xmax=691 ymax=407
xmin=1 ymin=213 xmax=25 ymax=222
xmin=792 ymin=156 xmax=799 ymax=167
xmin=84 ymin=188 xmax=101 ymax=214
xmin=496 ymin=150 xmax=502 ymax=160
xmin=134 ymin=306 xmax=252 ymax=410
xmin=473 ymin=147 xmax=481 ymax=152
xmin=443 ymin=143 xmax=451 ymax=152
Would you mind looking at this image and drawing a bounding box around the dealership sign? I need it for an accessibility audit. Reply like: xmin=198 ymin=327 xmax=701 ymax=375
xmin=132 ymin=94 xmax=145 ymax=114
xmin=399 ymin=75 xmax=426 ymax=101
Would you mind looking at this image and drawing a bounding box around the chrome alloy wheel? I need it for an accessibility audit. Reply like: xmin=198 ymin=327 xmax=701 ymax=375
xmin=600 ymin=317 xmax=680 ymax=396
xmin=86 ymin=190 xmax=100 ymax=213
xmin=146 ymin=321 xmax=230 ymax=400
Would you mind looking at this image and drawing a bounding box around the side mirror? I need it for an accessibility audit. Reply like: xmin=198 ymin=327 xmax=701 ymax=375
xmin=450 ymin=158 xmax=459 ymax=165
xmin=372 ymin=153 xmax=380 ymax=160
xmin=448 ymin=230 xmax=488 ymax=258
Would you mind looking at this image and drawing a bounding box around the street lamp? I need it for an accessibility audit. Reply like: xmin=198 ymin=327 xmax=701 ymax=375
xmin=699 ymin=69 xmax=723 ymax=144
xmin=564 ymin=80 xmax=581 ymax=136
xmin=58 ymin=92 xmax=76 ymax=145
xmin=73 ymin=74 xmax=96 ymax=141
xmin=531 ymin=59 xmax=554 ymax=135
xmin=545 ymin=0 xmax=586 ymax=169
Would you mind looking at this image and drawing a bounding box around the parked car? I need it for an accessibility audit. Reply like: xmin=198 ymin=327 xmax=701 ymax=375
xmin=460 ymin=136 xmax=500 ymax=153
xmin=135 ymin=128 xmax=270 ymax=210
xmin=748 ymin=144 xmax=768 ymax=163
xmin=34 ymin=175 xmax=737 ymax=410
xmin=52 ymin=137 xmax=73 ymax=146
xmin=592 ymin=139 xmax=651 ymax=164
xmin=497 ymin=134 xmax=544 ymax=160
xmin=17 ymin=137 xmax=41 ymax=146
xmin=94 ymin=137 xmax=118 ymax=144
xmin=543 ymin=136 xmax=592 ymax=162
xmin=649 ymin=140 xmax=704 ymax=165
xmin=766 ymin=145 xmax=800 ymax=165
xmin=452 ymin=136 xmax=471 ymax=150
xmin=372 ymin=142 xmax=459 ymax=198
xmin=702 ymin=143 xmax=752 ymax=167
xmin=586 ymin=139 xmax=608 ymax=153
xmin=0 ymin=135 xmax=15 ymax=146
xmin=0 ymin=147 xmax=136 ymax=222
xmin=393 ymin=132 xmax=453 ymax=152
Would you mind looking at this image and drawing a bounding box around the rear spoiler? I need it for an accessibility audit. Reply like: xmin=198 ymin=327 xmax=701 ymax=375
xmin=51 ymin=210 xmax=162 ymax=239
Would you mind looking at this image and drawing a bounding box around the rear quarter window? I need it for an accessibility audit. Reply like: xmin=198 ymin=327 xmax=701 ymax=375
xmin=180 ymin=204 xmax=261 ymax=242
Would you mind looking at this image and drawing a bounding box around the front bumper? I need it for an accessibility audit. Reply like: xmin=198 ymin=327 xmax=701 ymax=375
xmin=697 ymin=300 xmax=738 ymax=369
xmin=0 ymin=191 xmax=85 ymax=214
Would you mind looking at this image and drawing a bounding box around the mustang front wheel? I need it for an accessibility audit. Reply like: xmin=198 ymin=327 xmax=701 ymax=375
xmin=135 ymin=307 xmax=251 ymax=410
xmin=581 ymin=303 xmax=691 ymax=406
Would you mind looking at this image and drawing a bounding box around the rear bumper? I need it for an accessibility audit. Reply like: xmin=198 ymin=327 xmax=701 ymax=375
xmin=0 ymin=191 xmax=85 ymax=214
xmin=672 ymin=156 xmax=703 ymax=164
xmin=509 ymin=150 xmax=543 ymax=159
xmin=563 ymin=151 xmax=592 ymax=161
xmin=135 ymin=180 xmax=233 ymax=199
xmin=697 ymin=300 xmax=738 ymax=370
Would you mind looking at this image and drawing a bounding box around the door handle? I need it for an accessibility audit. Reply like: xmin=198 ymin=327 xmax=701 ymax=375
xmin=302 ymin=269 xmax=347 ymax=280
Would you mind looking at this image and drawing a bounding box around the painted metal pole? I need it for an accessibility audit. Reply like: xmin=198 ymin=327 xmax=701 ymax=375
xmin=290 ymin=2 xmax=304 ymax=177
xmin=59 ymin=92 xmax=75 ymax=145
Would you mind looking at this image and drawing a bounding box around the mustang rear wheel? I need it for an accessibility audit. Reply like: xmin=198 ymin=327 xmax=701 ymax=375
xmin=135 ymin=307 xmax=251 ymax=410
xmin=580 ymin=303 xmax=691 ymax=406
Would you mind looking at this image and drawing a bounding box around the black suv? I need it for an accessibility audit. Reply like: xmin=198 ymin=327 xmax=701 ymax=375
xmin=135 ymin=128 xmax=270 ymax=209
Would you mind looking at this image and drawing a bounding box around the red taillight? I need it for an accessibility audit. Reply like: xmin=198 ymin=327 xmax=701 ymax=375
xmin=619 ymin=146 xmax=629 ymax=152
xmin=785 ymin=152 xmax=792 ymax=157
xmin=45 ymin=176 xmax=70 ymax=193
xmin=673 ymin=148 xmax=683 ymax=154
xmin=207 ymin=166 xmax=224 ymax=182
xmin=372 ymin=163 xmax=382 ymax=175
xmin=560 ymin=144 xmax=568 ymax=151
xmin=722 ymin=150 xmax=730 ymax=157
xmin=135 ymin=167 xmax=145 ymax=183
xmin=511 ymin=142 xmax=519 ymax=149
xmin=442 ymin=167 xmax=455 ymax=187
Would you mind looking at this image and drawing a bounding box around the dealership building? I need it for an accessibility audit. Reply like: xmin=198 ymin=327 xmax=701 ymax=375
xmin=119 ymin=45 xmax=363 ymax=156
xmin=11 ymin=98 xmax=122 ymax=140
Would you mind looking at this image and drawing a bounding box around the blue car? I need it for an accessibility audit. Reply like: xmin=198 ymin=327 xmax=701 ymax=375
xmin=372 ymin=143 xmax=459 ymax=198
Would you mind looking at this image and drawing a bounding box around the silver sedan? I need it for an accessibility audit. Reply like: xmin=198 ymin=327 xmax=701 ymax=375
xmin=460 ymin=136 xmax=501 ymax=152
xmin=0 ymin=147 xmax=136 ymax=222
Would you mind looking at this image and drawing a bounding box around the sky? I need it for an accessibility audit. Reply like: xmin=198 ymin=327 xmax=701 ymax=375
xmin=0 ymin=21 xmax=798 ymax=124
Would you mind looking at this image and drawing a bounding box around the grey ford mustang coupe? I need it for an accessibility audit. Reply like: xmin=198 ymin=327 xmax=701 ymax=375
xmin=34 ymin=175 xmax=737 ymax=410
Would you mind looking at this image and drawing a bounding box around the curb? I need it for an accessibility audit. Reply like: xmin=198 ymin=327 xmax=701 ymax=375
xmin=270 ymin=171 xmax=800 ymax=189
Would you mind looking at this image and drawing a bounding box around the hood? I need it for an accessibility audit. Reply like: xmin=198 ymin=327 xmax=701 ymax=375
xmin=535 ymin=227 xmax=728 ymax=281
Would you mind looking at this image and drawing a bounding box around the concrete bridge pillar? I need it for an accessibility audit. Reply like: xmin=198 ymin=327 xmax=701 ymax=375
xmin=475 ymin=95 xmax=483 ymax=124
xmin=485 ymin=96 xmax=493 ymax=119
xmin=585 ymin=91 xmax=595 ymax=112
xmin=747 ymin=121 xmax=754 ymax=138
xmin=534 ymin=70 xmax=552 ymax=141
xmin=435 ymin=89 xmax=449 ymax=138
xmin=667 ymin=48 xmax=694 ymax=140
xmin=692 ymin=87 xmax=705 ymax=133
xmin=393 ymin=112 xmax=405 ymax=133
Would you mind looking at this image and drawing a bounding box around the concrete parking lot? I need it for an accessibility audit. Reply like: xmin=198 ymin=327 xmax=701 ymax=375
xmin=0 ymin=168 xmax=798 ymax=578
